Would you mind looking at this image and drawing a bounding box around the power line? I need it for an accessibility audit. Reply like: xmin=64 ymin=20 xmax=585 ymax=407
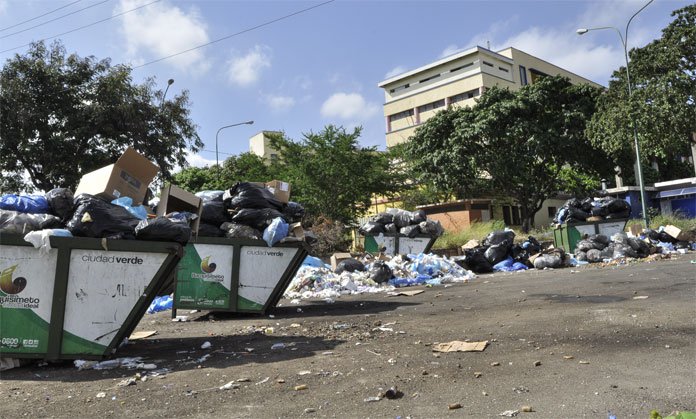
xmin=133 ymin=0 xmax=335 ymax=69
xmin=0 ymin=0 xmax=110 ymax=40
xmin=0 ymin=0 xmax=83 ymax=33
xmin=0 ymin=0 xmax=161 ymax=55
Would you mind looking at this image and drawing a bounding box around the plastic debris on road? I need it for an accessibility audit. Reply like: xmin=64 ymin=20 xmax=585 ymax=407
xmin=284 ymin=252 xmax=475 ymax=300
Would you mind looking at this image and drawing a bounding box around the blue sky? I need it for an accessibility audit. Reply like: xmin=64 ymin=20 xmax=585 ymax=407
xmin=0 ymin=0 xmax=689 ymax=168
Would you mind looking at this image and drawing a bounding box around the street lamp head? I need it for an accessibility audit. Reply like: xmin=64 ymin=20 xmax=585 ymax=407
xmin=576 ymin=28 xmax=589 ymax=35
xmin=167 ymin=78 xmax=175 ymax=86
xmin=245 ymin=120 xmax=254 ymax=125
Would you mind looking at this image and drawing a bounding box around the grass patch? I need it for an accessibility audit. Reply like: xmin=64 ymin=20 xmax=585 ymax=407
xmin=626 ymin=213 xmax=696 ymax=232
xmin=432 ymin=220 xmax=505 ymax=250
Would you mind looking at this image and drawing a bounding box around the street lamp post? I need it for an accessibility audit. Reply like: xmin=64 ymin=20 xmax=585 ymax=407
xmin=215 ymin=120 xmax=254 ymax=179
xmin=577 ymin=0 xmax=653 ymax=229
xmin=161 ymin=78 xmax=174 ymax=106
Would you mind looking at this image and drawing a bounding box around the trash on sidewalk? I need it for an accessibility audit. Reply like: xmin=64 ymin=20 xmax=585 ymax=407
xmin=387 ymin=289 xmax=424 ymax=297
xmin=432 ymin=340 xmax=488 ymax=353
xmin=128 ymin=331 xmax=158 ymax=341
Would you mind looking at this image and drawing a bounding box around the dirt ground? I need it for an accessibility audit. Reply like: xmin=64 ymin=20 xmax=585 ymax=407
xmin=1 ymin=254 xmax=695 ymax=418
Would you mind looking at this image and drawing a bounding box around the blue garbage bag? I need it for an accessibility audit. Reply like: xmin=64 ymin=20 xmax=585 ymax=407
xmin=263 ymin=217 xmax=289 ymax=247
xmin=389 ymin=274 xmax=431 ymax=288
xmin=493 ymin=257 xmax=529 ymax=272
xmin=111 ymin=197 xmax=148 ymax=220
xmin=302 ymin=255 xmax=325 ymax=268
xmin=0 ymin=194 xmax=50 ymax=214
xmin=147 ymin=295 xmax=173 ymax=314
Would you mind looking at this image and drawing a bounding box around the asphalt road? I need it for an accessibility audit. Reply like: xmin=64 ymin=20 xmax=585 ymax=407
xmin=1 ymin=254 xmax=695 ymax=418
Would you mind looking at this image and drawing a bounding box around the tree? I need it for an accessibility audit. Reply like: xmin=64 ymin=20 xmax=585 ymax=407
xmin=268 ymin=125 xmax=403 ymax=223
xmin=587 ymin=5 xmax=696 ymax=180
xmin=0 ymin=41 xmax=202 ymax=192
xmin=400 ymin=76 xmax=612 ymax=232
xmin=172 ymin=152 xmax=272 ymax=192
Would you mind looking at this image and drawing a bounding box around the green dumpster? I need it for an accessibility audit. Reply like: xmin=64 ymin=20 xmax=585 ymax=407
xmin=172 ymin=237 xmax=309 ymax=315
xmin=363 ymin=233 xmax=437 ymax=256
xmin=0 ymin=234 xmax=182 ymax=360
xmin=553 ymin=219 xmax=629 ymax=253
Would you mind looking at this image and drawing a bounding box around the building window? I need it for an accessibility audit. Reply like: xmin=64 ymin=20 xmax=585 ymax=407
xmin=450 ymin=62 xmax=474 ymax=72
xmin=417 ymin=99 xmax=446 ymax=113
xmin=389 ymin=83 xmax=410 ymax=94
xmin=450 ymin=88 xmax=480 ymax=104
xmin=529 ymin=68 xmax=549 ymax=84
xmin=499 ymin=66 xmax=509 ymax=73
xmin=389 ymin=109 xmax=414 ymax=123
xmin=482 ymin=61 xmax=494 ymax=67
xmin=502 ymin=205 xmax=522 ymax=225
xmin=419 ymin=74 xmax=440 ymax=84
xmin=547 ymin=206 xmax=557 ymax=218
xmin=519 ymin=65 xmax=528 ymax=86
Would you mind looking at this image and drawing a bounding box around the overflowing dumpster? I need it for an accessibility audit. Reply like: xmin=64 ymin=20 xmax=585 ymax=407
xmin=553 ymin=219 xmax=628 ymax=253
xmin=173 ymin=237 xmax=309 ymax=315
xmin=363 ymin=233 xmax=437 ymax=256
xmin=0 ymin=234 xmax=182 ymax=360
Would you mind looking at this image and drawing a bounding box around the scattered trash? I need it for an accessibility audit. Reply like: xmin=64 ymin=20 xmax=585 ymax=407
xmin=172 ymin=315 xmax=189 ymax=322
xmin=200 ymin=341 xmax=212 ymax=349
xmin=383 ymin=387 xmax=403 ymax=399
xmin=499 ymin=410 xmax=520 ymax=417
xmin=96 ymin=392 xmax=106 ymax=398
xmin=364 ymin=396 xmax=381 ymax=403
xmin=129 ymin=331 xmax=157 ymax=340
xmin=118 ymin=377 xmax=137 ymax=387
xmin=563 ymin=355 xmax=574 ymax=360
xmin=219 ymin=381 xmax=240 ymax=390
xmin=579 ymin=360 xmax=590 ymax=364
xmin=271 ymin=343 xmax=286 ymax=350
xmin=520 ymin=405 xmax=534 ymax=412
xmin=474 ymin=372 xmax=483 ymax=378
xmin=255 ymin=377 xmax=270 ymax=385
xmin=387 ymin=289 xmax=425 ymax=297
xmin=294 ymin=384 xmax=308 ymax=391
xmin=449 ymin=403 xmax=463 ymax=410
xmin=533 ymin=360 xmax=542 ymax=366
xmin=633 ymin=296 xmax=649 ymax=300
xmin=432 ymin=340 xmax=488 ymax=353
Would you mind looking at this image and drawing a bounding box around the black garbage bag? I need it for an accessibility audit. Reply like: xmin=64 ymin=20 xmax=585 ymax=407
xmin=627 ymin=237 xmax=650 ymax=257
xmin=197 ymin=222 xmax=225 ymax=237
xmin=607 ymin=199 xmax=631 ymax=214
xmin=0 ymin=210 xmax=61 ymax=234
xmin=335 ymin=258 xmax=366 ymax=274
xmin=588 ymin=234 xmax=610 ymax=246
xmin=220 ymin=222 xmax=262 ymax=240
xmin=369 ymin=261 xmax=393 ymax=283
xmin=200 ymin=200 xmax=228 ymax=226
xmin=135 ymin=217 xmax=191 ymax=244
xmin=565 ymin=198 xmax=582 ymax=209
xmin=223 ymin=182 xmax=283 ymax=211
xmin=613 ymin=243 xmax=638 ymax=258
xmin=419 ymin=220 xmax=444 ymax=237
xmin=590 ymin=206 xmax=609 ymax=217
xmin=606 ymin=210 xmax=630 ymax=219
xmin=371 ymin=212 xmax=394 ymax=225
xmin=576 ymin=239 xmax=604 ymax=252
xmin=586 ymin=249 xmax=603 ymax=263
xmin=580 ymin=198 xmax=593 ymax=213
xmin=282 ymin=202 xmax=305 ymax=223
xmin=400 ymin=225 xmax=420 ymax=238
xmin=575 ymin=250 xmax=588 ymax=262
xmin=463 ymin=248 xmax=493 ymax=273
xmin=45 ymin=188 xmax=75 ymax=221
xmin=566 ymin=207 xmax=589 ymax=222
xmin=646 ymin=229 xmax=677 ymax=243
xmin=384 ymin=223 xmax=398 ymax=234
xmin=359 ymin=221 xmax=385 ymax=235
xmin=533 ymin=253 xmax=563 ymax=269
xmin=66 ymin=194 xmax=139 ymax=239
xmin=410 ymin=209 xmax=427 ymax=224
xmin=482 ymin=230 xmax=515 ymax=247
xmin=230 ymin=208 xmax=285 ymax=231
xmin=521 ymin=236 xmax=542 ymax=254
xmin=599 ymin=244 xmax=615 ymax=259
xmin=165 ymin=211 xmax=197 ymax=225
xmin=484 ymin=241 xmax=511 ymax=265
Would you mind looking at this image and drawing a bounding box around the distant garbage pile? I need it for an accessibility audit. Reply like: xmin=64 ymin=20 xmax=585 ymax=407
xmin=358 ymin=208 xmax=444 ymax=238
xmin=554 ymin=197 xmax=631 ymax=224
xmin=576 ymin=226 xmax=695 ymax=263
xmin=455 ymin=229 xmax=569 ymax=273
xmin=284 ymin=252 xmax=475 ymax=301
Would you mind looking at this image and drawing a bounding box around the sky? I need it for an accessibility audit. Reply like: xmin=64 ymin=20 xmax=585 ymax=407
xmin=0 ymin=0 xmax=689 ymax=169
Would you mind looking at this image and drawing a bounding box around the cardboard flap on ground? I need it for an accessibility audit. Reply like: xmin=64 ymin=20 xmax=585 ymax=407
xmin=157 ymin=183 xmax=202 ymax=234
xmin=265 ymin=180 xmax=291 ymax=203
xmin=75 ymin=147 xmax=159 ymax=205
xmin=330 ymin=252 xmax=352 ymax=271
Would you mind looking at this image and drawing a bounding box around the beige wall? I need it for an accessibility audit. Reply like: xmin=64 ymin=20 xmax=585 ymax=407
xmin=249 ymin=132 xmax=280 ymax=162
xmin=498 ymin=47 xmax=602 ymax=88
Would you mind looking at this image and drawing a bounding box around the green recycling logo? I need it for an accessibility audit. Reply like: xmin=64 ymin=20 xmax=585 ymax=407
xmin=200 ymin=256 xmax=217 ymax=273
xmin=0 ymin=264 xmax=27 ymax=294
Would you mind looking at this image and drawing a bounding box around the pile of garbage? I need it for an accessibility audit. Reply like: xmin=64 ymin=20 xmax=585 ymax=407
xmin=554 ymin=197 xmax=631 ymax=225
xmin=0 ymin=182 xmax=307 ymax=249
xmin=359 ymin=208 xmax=444 ymax=238
xmin=284 ymin=252 xmax=475 ymax=301
xmin=194 ymin=182 xmax=306 ymax=246
xmin=456 ymin=229 xmax=569 ymax=273
xmin=575 ymin=226 xmax=695 ymax=263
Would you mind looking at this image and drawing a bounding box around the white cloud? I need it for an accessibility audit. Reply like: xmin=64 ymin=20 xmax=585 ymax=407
xmin=440 ymin=45 xmax=463 ymax=58
xmin=384 ymin=66 xmax=407 ymax=79
xmin=0 ymin=0 xmax=8 ymax=15
xmin=117 ymin=0 xmax=210 ymax=74
xmin=185 ymin=152 xmax=217 ymax=168
xmin=265 ymin=94 xmax=296 ymax=112
xmin=227 ymin=45 xmax=271 ymax=87
xmin=320 ymin=93 xmax=379 ymax=120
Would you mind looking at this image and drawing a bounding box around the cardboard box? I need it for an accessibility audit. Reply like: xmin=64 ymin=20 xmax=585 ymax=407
xmin=330 ymin=252 xmax=352 ymax=271
xmin=664 ymin=225 xmax=691 ymax=242
xmin=75 ymin=147 xmax=159 ymax=205
xmin=629 ymin=223 xmax=644 ymax=237
xmin=157 ymin=184 xmax=203 ymax=235
xmin=265 ymin=180 xmax=291 ymax=203
xmin=289 ymin=222 xmax=304 ymax=239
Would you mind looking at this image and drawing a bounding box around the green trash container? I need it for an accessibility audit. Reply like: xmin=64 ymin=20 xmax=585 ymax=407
xmin=553 ymin=219 xmax=629 ymax=253
xmin=363 ymin=233 xmax=437 ymax=256
xmin=0 ymin=234 xmax=182 ymax=361
xmin=172 ymin=237 xmax=309 ymax=315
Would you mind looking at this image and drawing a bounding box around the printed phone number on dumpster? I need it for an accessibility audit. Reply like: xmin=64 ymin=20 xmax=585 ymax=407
xmin=1 ymin=337 xmax=39 ymax=348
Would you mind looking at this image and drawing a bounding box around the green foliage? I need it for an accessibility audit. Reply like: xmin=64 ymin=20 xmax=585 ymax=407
xmin=587 ymin=5 xmax=696 ymax=181
xmin=307 ymin=217 xmax=351 ymax=257
xmin=556 ymin=166 xmax=602 ymax=197
xmin=432 ymin=220 xmax=506 ymax=250
xmin=268 ymin=125 xmax=404 ymax=223
xmin=0 ymin=41 xmax=202 ymax=192
xmin=172 ymin=152 xmax=272 ymax=192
